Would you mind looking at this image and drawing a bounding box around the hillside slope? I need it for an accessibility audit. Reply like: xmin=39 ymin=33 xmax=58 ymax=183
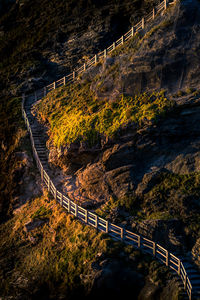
xmin=0 ymin=1 xmax=199 ymax=300
xmin=0 ymin=0 xmax=158 ymax=220
xmin=0 ymin=0 xmax=188 ymax=299
xmin=33 ymin=0 xmax=200 ymax=270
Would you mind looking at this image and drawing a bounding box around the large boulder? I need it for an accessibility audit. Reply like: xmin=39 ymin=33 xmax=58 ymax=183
xmin=89 ymin=259 xmax=144 ymax=299
xmin=131 ymin=219 xmax=187 ymax=254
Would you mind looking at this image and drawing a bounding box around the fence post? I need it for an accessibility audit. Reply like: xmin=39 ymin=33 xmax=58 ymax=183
xmin=131 ymin=26 xmax=135 ymax=36
xmin=121 ymin=228 xmax=124 ymax=240
xmin=60 ymin=193 xmax=63 ymax=206
xmin=85 ymin=209 xmax=88 ymax=223
xmin=153 ymin=7 xmax=155 ymax=19
xmin=48 ymin=177 xmax=50 ymax=192
xmin=95 ymin=215 xmax=98 ymax=228
xmin=84 ymin=63 xmax=86 ymax=71
xmin=104 ymin=49 xmax=107 ymax=58
xmin=164 ymin=0 xmax=167 ymax=10
xmin=54 ymin=81 xmax=56 ymax=89
xmin=73 ymin=71 xmax=76 ymax=80
xmin=68 ymin=200 xmax=71 ymax=213
xmin=153 ymin=242 xmax=156 ymax=256
xmin=75 ymin=204 xmax=78 ymax=217
xmin=166 ymin=250 xmax=169 ymax=266
xmin=121 ymin=35 xmax=124 ymax=44
xmin=178 ymin=259 xmax=181 ymax=275
xmin=138 ymin=236 xmax=141 ymax=248
xmin=113 ymin=42 xmax=115 ymax=50
xmin=105 ymin=220 xmax=109 ymax=233
xmin=63 ymin=76 xmax=66 ymax=85
xmin=189 ymin=288 xmax=192 ymax=300
xmin=142 ymin=17 xmax=145 ymax=29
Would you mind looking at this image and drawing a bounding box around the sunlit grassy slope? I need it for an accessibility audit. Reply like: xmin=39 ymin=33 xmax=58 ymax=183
xmin=0 ymin=191 xmax=180 ymax=299
xmin=0 ymin=192 xmax=108 ymax=297
xmin=34 ymin=80 xmax=173 ymax=148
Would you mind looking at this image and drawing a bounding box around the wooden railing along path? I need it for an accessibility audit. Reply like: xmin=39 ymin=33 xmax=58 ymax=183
xmin=22 ymin=0 xmax=200 ymax=299
xmin=30 ymin=0 xmax=173 ymax=101
xmin=22 ymin=97 xmax=194 ymax=299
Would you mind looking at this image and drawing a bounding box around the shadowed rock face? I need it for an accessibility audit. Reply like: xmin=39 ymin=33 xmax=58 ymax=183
xmin=89 ymin=259 xmax=144 ymax=299
xmin=53 ymin=100 xmax=200 ymax=210
xmin=1 ymin=1 xmax=200 ymax=300
xmin=47 ymin=0 xmax=200 ymax=210
xmin=192 ymin=238 xmax=200 ymax=268
xmin=0 ymin=0 xmax=159 ymax=94
xmin=88 ymin=0 xmax=200 ymax=99
xmin=0 ymin=0 xmax=16 ymax=17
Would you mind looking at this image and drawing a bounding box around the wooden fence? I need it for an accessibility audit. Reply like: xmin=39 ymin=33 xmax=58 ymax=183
xmin=22 ymin=95 xmax=192 ymax=299
xmin=21 ymin=0 xmax=194 ymax=299
xmin=31 ymin=0 xmax=175 ymax=101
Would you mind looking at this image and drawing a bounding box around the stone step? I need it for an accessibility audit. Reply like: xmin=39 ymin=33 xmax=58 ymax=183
xmin=35 ymin=147 xmax=46 ymax=149
xmin=187 ymin=269 xmax=200 ymax=275
xmin=32 ymin=132 xmax=43 ymax=135
xmin=33 ymin=135 xmax=44 ymax=138
xmin=188 ymin=274 xmax=200 ymax=280
xmin=191 ymin=279 xmax=200 ymax=285
xmin=35 ymin=146 xmax=46 ymax=150
xmin=39 ymin=157 xmax=48 ymax=161
xmin=183 ymin=263 xmax=197 ymax=270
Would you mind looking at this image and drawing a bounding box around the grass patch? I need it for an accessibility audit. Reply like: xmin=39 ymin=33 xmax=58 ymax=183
xmin=34 ymin=83 xmax=173 ymax=148
xmin=0 ymin=192 xmax=110 ymax=297
xmin=144 ymin=172 xmax=200 ymax=203
xmin=96 ymin=171 xmax=200 ymax=235
xmin=31 ymin=205 xmax=52 ymax=219
xmin=0 ymin=190 xmax=179 ymax=298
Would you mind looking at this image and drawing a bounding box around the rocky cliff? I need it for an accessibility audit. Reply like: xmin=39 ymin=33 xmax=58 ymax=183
xmin=33 ymin=0 xmax=200 ymax=262
xmin=1 ymin=0 xmax=200 ymax=299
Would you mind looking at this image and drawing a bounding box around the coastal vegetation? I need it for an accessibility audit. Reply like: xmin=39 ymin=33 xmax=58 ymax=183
xmin=34 ymin=83 xmax=173 ymax=148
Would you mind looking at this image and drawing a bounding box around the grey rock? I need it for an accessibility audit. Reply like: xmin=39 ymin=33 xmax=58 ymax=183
xmin=132 ymin=219 xmax=186 ymax=253
xmin=192 ymin=238 xmax=200 ymax=268
xmin=24 ymin=218 xmax=48 ymax=232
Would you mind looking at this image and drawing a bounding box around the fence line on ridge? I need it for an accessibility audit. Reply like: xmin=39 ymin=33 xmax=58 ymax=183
xmin=32 ymin=0 xmax=174 ymax=101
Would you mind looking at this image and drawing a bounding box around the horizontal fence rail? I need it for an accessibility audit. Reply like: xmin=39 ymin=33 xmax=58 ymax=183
xmin=21 ymin=0 xmax=195 ymax=299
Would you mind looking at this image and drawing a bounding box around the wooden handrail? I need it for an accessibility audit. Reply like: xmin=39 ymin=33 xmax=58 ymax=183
xmin=26 ymin=0 xmax=172 ymax=100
